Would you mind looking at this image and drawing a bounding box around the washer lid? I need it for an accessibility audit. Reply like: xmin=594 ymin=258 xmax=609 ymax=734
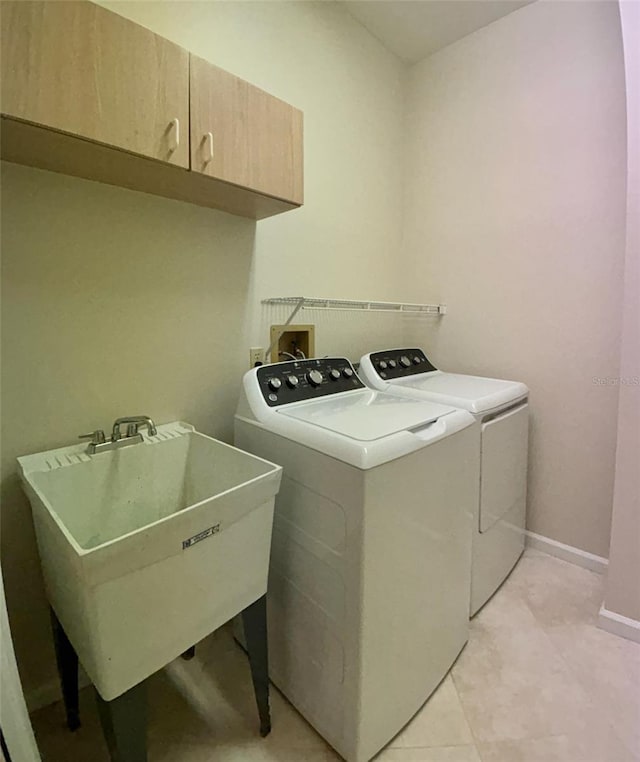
xmin=395 ymin=372 xmax=528 ymax=413
xmin=277 ymin=389 xmax=455 ymax=441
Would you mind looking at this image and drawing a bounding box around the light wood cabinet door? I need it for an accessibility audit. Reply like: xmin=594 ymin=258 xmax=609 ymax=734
xmin=190 ymin=56 xmax=303 ymax=204
xmin=1 ymin=1 xmax=189 ymax=168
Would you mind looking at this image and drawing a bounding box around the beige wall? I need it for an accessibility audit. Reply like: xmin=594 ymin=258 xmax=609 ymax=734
xmin=402 ymin=0 xmax=627 ymax=558
xmin=1 ymin=1 xmax=407 ymax=704
xmin=604 ymin=0 xmax=640 ymax=623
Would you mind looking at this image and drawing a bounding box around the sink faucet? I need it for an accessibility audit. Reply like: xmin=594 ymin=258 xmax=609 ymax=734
xmin=111 ymin=416 xmax=158 ymax=441
xmin=79 ymin=415 xmax=158 ymax=454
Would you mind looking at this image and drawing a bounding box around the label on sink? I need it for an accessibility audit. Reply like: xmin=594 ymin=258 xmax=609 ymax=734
xmin=182 ymin=524 xmax=221 ymax=550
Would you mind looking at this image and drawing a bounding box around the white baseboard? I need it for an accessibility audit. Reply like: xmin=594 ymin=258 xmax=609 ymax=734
xmin=525 ymin=530 xmax=608 ymax=573
xmin=26 ymin=672 xmax=91 ymax=713
xmin=598 ymin=605 xmax=640 ymax=644
xmin=26 ymin=678 xmax=63 ymax=713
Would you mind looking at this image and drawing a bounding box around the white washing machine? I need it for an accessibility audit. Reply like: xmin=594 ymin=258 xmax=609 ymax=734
xmin=235 ymin=357 xmax=479 ymax=762
xmin=359 ymin=348 xmax=529 ymax=616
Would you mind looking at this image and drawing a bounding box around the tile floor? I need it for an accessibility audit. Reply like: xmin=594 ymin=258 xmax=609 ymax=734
xmin=31 ymin=549 xmax=640 ymax=761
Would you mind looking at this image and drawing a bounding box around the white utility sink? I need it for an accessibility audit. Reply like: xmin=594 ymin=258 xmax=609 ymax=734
xmin=19 ymin=422 xmax=282 ymax=700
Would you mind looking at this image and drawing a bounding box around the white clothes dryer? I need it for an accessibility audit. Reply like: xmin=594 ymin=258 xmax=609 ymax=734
xmin=359 ymin=348 xmax=529 ymax=616
xmin=235 ymin=357 xmax=479 ymax=762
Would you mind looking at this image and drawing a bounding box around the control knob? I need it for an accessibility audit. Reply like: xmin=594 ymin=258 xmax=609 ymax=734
xmin=329 ymin=369 xmax=341 ymax=381
xmin=399 ymin=355 xmax=411 ymax=368
xmin=342 ymin=367 xmax=354 ymax=378
xmin=379 ymin=360 xmax=388 ymax=370
xmin=388 ymin=359 xmax=397 ymax=369
xmin=413 ymin=356 xmax=422 ymax=364
xmin=286 ymin=375 xmax=299 ymax=388
xmin=307 ymin=369 xmax=324 ymax=387
xmin=268 ymin=377 xmax=282 ymax=391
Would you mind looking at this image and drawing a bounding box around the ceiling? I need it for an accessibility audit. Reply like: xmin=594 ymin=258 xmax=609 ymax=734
xmin=343 ymin=0 xmax=535 ymax=63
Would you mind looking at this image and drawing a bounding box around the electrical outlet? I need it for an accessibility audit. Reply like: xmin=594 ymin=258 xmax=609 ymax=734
xmin=249 ymin=347 xmax=264 ymax=367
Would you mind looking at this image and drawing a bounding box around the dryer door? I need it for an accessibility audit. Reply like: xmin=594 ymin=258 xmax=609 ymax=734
xmin=479 ymin=404 xmax=529 ymax=533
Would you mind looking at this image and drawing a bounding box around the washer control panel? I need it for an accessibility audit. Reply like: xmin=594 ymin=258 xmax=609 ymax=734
xmin=257 ymin=357 xmax=364 ymax=406
xmin=368 ymin=348 xmax=437 ymax=380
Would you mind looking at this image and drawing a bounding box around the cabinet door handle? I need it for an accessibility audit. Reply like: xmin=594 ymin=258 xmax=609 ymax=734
xmin=168 ymin=118 xmax=180 ymax=153
xmin=203 ymin=132 xmax=214 ymax=165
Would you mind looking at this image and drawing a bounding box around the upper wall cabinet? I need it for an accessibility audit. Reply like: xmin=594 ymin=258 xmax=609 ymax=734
xmin=1 ymin=0 xmax=190 ymax=167
xmin=0 ymin=1 xmax=303 ymax=219
xmin=190 ymin=56 xmax=303 ymax=205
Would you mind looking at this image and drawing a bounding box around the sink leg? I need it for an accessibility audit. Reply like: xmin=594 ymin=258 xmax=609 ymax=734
xmin=49 ymin=608 xmax=80 ymax=731
xmin=95 ymin=682 xmax=147 ymax=762
xmin=241 ymin=594 xmax=271 ymax=737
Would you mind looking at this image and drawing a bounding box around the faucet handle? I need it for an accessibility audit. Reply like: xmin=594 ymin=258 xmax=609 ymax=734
xmin=79 ymin=430 xmax=106 ymax=445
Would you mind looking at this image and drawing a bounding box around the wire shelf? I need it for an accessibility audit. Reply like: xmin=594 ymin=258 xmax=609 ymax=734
xmin=262 ymin=296 xmax=446 ymax=315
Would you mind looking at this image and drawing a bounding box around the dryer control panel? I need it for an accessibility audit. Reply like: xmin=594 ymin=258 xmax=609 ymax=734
xmin=368 ymin=348 xmax=437 ymax=381
xmin=257 ymin=358 xmax=364 ymax=407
